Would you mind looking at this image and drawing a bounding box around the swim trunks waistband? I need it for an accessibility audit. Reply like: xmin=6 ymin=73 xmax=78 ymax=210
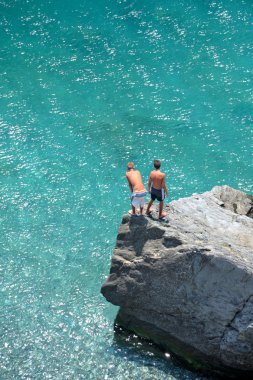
xmin=132 ymin=191 xmax=147 ymax=198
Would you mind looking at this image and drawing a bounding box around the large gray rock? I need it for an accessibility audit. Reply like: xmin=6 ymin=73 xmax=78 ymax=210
xmin=101 ymin=186 xmax=253 ymax=378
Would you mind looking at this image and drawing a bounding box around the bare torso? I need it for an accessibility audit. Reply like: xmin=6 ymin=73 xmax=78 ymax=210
xmin=126 ymin=170 xmax=146 ymax=193
xmin=149 ymin=170 xmax=165 ymax=189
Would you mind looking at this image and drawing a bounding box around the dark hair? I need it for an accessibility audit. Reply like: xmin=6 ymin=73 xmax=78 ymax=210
xmin=154 ymin=159 xmax=161 ymax=169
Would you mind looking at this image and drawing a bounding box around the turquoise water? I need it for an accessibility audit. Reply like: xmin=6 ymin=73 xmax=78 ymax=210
xmin=0 ymin=0 xmax=252 ymax=378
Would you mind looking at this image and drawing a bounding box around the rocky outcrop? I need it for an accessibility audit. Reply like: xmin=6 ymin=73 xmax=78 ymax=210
xmin=101 ymin=186 xmax=253 ymax=378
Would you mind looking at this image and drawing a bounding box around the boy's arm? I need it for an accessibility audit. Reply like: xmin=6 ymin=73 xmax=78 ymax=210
xmin=126 ymin=174 xmax=133 ymax=193
xmin=162 ymin=175 xmax=169 ymax=197
xmin=148 ymin=174 xmax=152 ymax=193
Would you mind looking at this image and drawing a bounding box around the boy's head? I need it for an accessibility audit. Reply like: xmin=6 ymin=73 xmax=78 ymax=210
xmin=154 ymin=159 xmax=161 ymax=169
xmin=127 ymin=162 xmax=135 ymax=170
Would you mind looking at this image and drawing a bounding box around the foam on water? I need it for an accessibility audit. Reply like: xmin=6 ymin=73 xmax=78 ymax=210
xmin=0 ymin=0 xmax=252 ymax=378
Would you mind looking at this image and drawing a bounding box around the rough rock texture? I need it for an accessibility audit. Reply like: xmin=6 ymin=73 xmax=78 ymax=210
xmin=101 ymin=186 xmax=253 ymax=378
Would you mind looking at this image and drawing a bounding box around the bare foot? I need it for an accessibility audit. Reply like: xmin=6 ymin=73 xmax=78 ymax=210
xmin=128 ymin=210 xmax=139 ymax=216
xmin=159 ymin=212 xmax=167 ymax=219
xmin=146 ymin=210 xmax=152 ymax=216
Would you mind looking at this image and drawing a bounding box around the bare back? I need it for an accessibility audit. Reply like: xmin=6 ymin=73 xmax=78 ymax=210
xmin=126 ymin=170 xmax=145 ymax=193
xmin=149 ymin=170 xmax=165 ymax=189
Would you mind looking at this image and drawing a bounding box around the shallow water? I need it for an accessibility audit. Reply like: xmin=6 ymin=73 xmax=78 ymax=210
xmin=0 ymin=0 xmax=252 ymax=379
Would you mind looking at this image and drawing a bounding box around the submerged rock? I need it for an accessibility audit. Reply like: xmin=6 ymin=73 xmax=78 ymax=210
xmin=101 ymin=186 xmax=253 ymax=378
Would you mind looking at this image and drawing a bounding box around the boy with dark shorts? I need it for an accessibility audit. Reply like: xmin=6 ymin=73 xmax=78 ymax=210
xmin=146 ymin=159 xmax=168 ymax=219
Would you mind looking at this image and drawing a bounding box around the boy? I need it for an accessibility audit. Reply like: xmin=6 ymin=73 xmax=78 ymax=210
xmin=126 ymin=162 xmax=147 ymax=215
xmin=146 ymin=159 xmax=168 ymax=219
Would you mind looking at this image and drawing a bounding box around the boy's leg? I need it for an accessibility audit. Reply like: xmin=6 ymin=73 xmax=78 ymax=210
xmin=129 ymin=196 xmax=136 ymax=215
xmin=146 ymin=199 xmax=154 ymax=214
xmin=140 ymin=197 xmax=146 ymax=215
xmin=129 ymin=205 xmax=136 ymax=215
xmin=159 ymin=201 xmax=166 ymax=218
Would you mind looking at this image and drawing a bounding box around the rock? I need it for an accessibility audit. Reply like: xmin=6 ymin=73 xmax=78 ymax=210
xmin=101 ymin=186 xmax=253 ymax=378
xmin=209 ymin=185 xmax=253 ymax=217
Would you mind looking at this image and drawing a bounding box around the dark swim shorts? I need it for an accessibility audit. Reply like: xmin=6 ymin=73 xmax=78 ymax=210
xmin=151 ymin=187 xmax=165 ymax=202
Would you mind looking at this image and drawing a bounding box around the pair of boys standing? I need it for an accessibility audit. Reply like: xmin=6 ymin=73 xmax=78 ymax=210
xmin=126 ymin=160 xmax=168 ymax=219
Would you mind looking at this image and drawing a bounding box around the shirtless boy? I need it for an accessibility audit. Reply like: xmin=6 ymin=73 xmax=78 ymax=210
xmin=126 ymin=162 xmax=147 ymax=215
xmin=146 ymin=159 xmax=168 ymax=219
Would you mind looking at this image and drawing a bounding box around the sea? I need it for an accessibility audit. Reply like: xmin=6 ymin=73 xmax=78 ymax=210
xmin=0 ymin=0 xmax=252 ymax=379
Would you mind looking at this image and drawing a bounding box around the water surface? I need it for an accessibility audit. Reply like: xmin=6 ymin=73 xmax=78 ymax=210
xmin=0 ymin=0 xmax=252 ymax=379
